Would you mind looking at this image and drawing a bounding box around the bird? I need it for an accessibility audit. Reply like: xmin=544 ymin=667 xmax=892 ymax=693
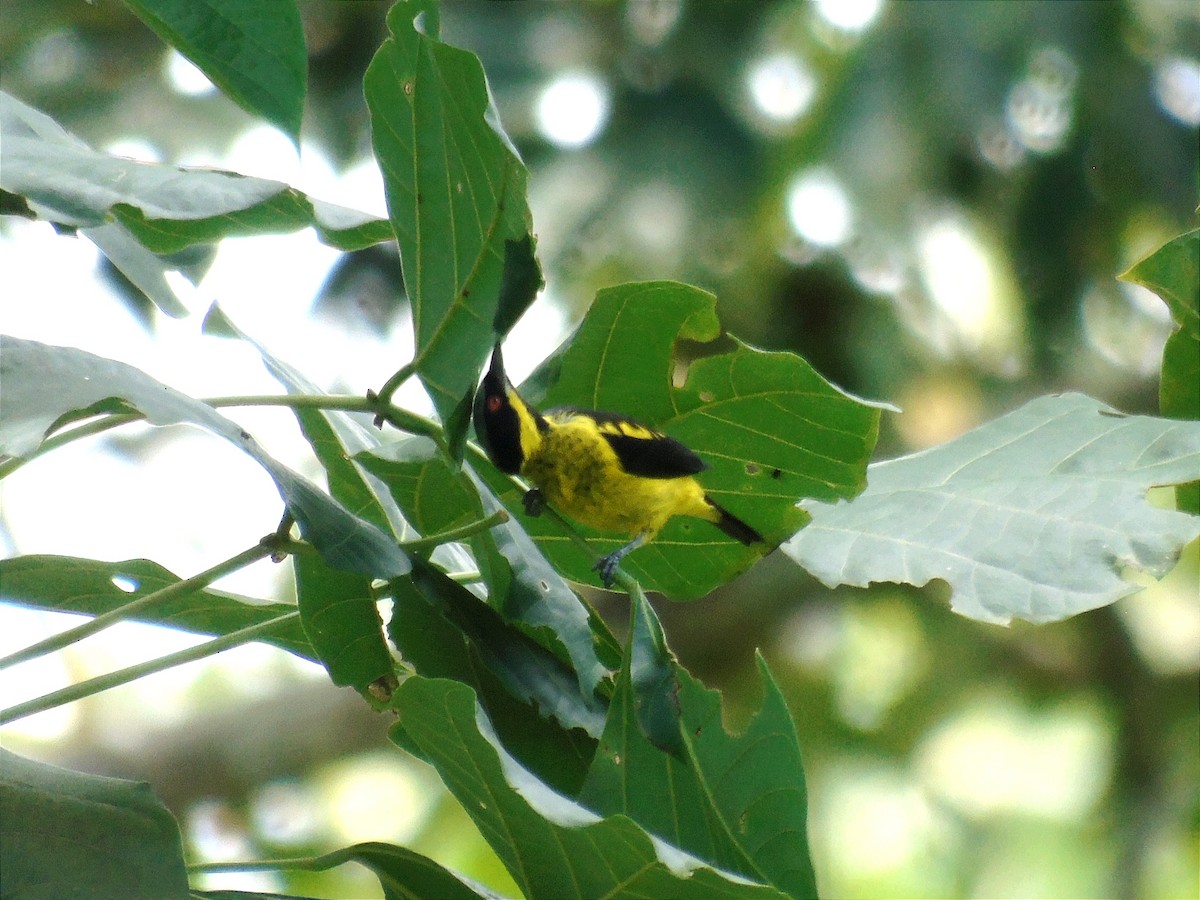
xmin=472 ymin=343 xmax=763 ymax=587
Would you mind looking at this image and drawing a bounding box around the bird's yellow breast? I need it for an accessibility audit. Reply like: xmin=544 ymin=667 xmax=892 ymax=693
xmin=520 ymin=412 xmax=714 ymax=538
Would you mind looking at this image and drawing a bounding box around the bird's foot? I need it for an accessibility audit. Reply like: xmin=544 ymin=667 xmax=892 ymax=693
xmin=522 ymin=488 xmax=546 ymax=517
xmin=593 ymin=552 xmax=621 ymax=588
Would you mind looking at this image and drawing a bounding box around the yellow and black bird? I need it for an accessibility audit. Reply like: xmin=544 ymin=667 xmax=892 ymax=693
xmin=473 ymin=344 xmax=763 ymax=586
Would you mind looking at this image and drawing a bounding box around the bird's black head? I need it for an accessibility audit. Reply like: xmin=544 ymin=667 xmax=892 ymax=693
xmin=473 ymin=344 xmax=526 ymax=474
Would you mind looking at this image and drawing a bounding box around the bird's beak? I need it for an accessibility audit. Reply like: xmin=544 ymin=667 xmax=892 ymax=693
xmin=487 ymin=342 xmax=506 ymax=384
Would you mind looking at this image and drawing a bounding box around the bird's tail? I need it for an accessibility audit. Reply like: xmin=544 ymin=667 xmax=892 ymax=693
xmin=704 ymin=496 xmax=764 ymax=545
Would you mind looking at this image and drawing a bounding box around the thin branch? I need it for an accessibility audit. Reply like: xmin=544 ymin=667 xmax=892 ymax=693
xmin=0 ymin=611 xmax=300 ymax=725
xmin=0 ymin=541 xmax=277 ymax=670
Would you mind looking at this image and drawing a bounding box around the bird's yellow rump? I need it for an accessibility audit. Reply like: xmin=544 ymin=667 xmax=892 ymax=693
xmin=473 ymin=344 xmax=762 ymax=586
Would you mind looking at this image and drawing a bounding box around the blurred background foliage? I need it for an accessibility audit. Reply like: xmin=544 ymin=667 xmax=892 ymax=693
xmin=2 ymin=1 xmax=1197 ymax=898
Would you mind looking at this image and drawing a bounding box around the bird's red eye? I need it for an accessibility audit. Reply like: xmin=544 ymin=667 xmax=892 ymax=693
xmin=486 ymin=396 xmax=503 ymax=412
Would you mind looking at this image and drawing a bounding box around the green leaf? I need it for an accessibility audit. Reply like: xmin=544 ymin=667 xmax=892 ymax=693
xmin=359 ymin=437 xmax=483 ymax=538
xmin=501 ymin=281 xmax=882 ymax=598
xmin=195 ymin=842 xmax=501 ymax=899
xmin=1121 ymin=228 xmax=1200 ymax=338
xmin=388 ymin=570 xmax=598 ymax=796
xmin=0 ymin=555 xmax=314 ymax=659
xmin=0 ymin=748 xmax=189 ymax=900
xmin=627 ymin=589 xmax=684 ymax=756
xmin=119 ymin=0 xmax=307 ymax=144
xmin=358 ymin=441 xmax=621 ymax=699
xmin=365 ymin=0 xmax=540 ymax=449
xmin=579 ymin=654 xmax=818 ymax=900
xmin=395 ymin=560 xmax=608 ymax=738
xmin=1161 ymin=330 xmax=1200 ymax=513
xmin=389 ymin=677 xmax=790 ymax=900
xmin=0 ymin=92 xmax=390 ymax=316
xmin=1121 ymin=227 xmax=1200 ymax=513
xmin=201 ymin=305 xmax=409 ymax=690
xmin=787 ymin=392 xmax=1200 ymax=624
xmin=0 ymin=335 xmax=411 ymax=583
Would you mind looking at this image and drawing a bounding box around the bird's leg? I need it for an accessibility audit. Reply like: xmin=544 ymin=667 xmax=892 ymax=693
xmin=593 ymin=533 xmax=646 ymax=588
xmin=522 ymin=488 xmax=547 ymax=517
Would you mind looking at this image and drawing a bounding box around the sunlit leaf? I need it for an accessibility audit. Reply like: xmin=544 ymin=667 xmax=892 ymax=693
xmin=0 ymin=749 xmax=189 ymax=899
xmin=0 ymin=336 xmax=411 ymax=583
xmin=0 ymin=91 xmax=390 ymax=317
xmin=787 ymin=392 xmax=1200 ymax=624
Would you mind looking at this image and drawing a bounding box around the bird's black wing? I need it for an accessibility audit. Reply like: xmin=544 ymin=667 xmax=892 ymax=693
xmin=550 ymin=407 xmax=707 ymax=479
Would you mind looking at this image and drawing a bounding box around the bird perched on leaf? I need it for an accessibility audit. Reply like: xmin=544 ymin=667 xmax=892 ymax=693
xmin=473 ymin=343 xmax=763 ymax=587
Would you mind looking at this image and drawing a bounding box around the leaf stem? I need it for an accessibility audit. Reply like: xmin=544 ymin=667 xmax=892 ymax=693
xmin=0 ymin=542 xmax=277 ymax=671
xmin=0 ymin=611 xmax=300 ymax=725
xmin=374 ymin=361 xmax=418 ymax=408
xmin=400 ymin=509 xmax=509 ymax=554
xmin=0 ymin=413 xmax=142 ymax=480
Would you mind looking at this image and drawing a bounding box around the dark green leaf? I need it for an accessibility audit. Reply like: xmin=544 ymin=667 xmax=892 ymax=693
xmin=504 ymin=281 xmax=882 ymax=598
xmin=388 ymin=573 xmax=598 ymax=796
xmin=119 ymin=0 xmax=307 ymax=144
xmin=1161 ymin=329 xmax=1200 ymax=513
xmin=389 ymin=677 xmax=789 ymax=900
xmin=788 ymin=393 xmax=1200 ymax=624
xmin=364 ymin=0 xmax=540 ymax=449
xmin=0 ymin=748 xmax=189 ymax=900
xmin=580 ymin=654 xmax=818 ymax=900
xmin=396 ymin=560 xmax=608 ymax=738
xmin=627 ymin=589 xmax=683 ymax=756
xmin=0 ymin=555 xmax=313 ymax=659
xmin=0 ymin=336 xmax=411 ymax=582
xmin=358 ymin=440 xmax=621 ymax=698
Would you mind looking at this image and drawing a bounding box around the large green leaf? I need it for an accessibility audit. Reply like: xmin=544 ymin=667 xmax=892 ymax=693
xmin=0 ymin=555 xmax=313 ymax=660
xmin=365 ymin=0 xmax=540 ymax=450
xmin=0 ymin=748 xmax=189 ymax=900
xmin=119 ymin=0 xmax=307 ymax=144
xmin=787 ymin=392 xmax=1200 ymax=624
xmin=487 ymin=281 xmax=882 ymax=598
xmin=389 ymin=677 xmax=790 ymax=900
xmin=580 ymin=653 xmax=818 ymax=900
xmin=0 ymin=336 xmax=411 ymax=583
xmin=0 ymin=92 xmax=390 ymax=317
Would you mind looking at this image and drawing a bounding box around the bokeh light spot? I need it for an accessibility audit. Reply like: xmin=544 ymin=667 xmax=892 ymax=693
xmin=535 ymin=71 xmax=610 ymax=149
xmin=786 ymin=168 xmax=853 ymax=248
xmin=164 ymin=49 xmax=217 ymax=97
xmin=747 ymin=52 xmax=817 ymax=124
xmin=1154 ymin=57 xmax=1200 ymax=126
xmin=813 ymin=0 xmax=884 ymax=33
